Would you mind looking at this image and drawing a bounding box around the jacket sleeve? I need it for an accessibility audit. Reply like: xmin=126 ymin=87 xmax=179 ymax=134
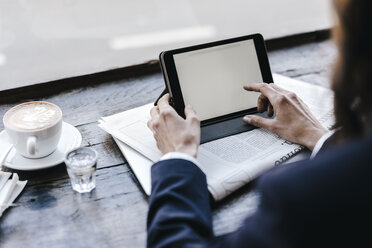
xmin=147 ymin=159 xmax=289 ymax=248
xmin=147 ymin=159 xmax=213 ymax=247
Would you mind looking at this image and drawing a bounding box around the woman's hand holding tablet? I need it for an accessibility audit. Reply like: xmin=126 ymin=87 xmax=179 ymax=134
xmin=148 ymin=94 xmax=200 ymax=158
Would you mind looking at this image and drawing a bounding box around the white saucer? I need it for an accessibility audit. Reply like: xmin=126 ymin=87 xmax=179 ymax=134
xmin=0 ymin=122 xmax=82 ymax=171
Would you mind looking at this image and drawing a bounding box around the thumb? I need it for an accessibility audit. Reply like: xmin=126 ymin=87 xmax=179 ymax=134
xmin=243 ymin=115 xmax=274 ymax=130
xmin=185 ymin=104 xmax=198 ymax=120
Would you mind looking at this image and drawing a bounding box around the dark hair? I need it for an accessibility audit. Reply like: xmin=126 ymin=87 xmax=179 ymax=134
xmin=332 ymin=0 xmax=372 ymax=141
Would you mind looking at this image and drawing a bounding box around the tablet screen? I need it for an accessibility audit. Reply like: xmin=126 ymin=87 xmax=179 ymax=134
xmin=173 ymin=39 xmax=262 ymax=121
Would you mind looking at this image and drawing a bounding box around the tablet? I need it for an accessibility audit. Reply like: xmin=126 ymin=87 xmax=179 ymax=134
xmin=159 ymin=33 xmax=273 ymax=142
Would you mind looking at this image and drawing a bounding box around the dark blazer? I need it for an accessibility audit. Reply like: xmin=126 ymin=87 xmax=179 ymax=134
xmin=147 ymin=135 xmax=372 ymax=247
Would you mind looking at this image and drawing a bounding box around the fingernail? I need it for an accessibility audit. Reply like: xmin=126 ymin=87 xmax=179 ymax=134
xmin=243 ymin=116 xmax=251 ymax=122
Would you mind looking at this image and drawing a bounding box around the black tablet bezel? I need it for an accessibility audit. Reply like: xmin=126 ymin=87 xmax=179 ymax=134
xmin=160 ymin=33 xmax=273 ymax=127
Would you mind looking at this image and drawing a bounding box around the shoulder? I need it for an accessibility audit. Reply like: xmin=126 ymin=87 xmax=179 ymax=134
xmin=259 ymin=134 xmax=372 ymax=194
xmin=253 ymin=135 xmax=372 ymax=246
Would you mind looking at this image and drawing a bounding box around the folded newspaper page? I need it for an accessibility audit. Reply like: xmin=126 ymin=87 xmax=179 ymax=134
xmin=99 ymin=74 xmax=334 ymax=201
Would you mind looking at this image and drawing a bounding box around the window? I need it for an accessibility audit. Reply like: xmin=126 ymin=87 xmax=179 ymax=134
xmin=0 ymin=0 xmax=332 ymax=91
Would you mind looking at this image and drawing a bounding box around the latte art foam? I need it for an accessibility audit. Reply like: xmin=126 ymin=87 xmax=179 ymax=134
xmin=4 ymin=102 xmax=61 ymax=131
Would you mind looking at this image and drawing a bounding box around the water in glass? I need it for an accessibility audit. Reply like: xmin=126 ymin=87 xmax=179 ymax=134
xmin=65 ymin=147 xmax=97 ymax=193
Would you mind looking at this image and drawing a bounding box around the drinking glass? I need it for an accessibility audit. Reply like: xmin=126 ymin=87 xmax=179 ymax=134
xmin=65 ymin=147 xmax=98 ymax=193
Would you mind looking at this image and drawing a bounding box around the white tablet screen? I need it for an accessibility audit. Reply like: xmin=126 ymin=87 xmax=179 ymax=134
xmin=173 ymin=39 xmax=262 ymax=121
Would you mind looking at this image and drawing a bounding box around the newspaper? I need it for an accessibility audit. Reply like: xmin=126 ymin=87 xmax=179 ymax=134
xmin=99 ymin=74 xmax=334 ymax=201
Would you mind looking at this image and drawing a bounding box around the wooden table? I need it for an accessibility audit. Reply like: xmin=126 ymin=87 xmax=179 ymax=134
xmin=0 ymin=32 xmax=336 ymax=247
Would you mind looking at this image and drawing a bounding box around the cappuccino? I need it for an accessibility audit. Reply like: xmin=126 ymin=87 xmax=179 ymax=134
xmin=4 ymin=102 xmax=62 ymax=131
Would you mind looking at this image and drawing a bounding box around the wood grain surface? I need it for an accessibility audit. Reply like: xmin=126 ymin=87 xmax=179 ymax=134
xmin=0 ymin=39 xmax=337 ymax=247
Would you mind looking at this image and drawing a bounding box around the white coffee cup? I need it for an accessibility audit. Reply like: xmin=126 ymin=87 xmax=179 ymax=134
xmin=3 ymin=101 xmax=63 ymax=159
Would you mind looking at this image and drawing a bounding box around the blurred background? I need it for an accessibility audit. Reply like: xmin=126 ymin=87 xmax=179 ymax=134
xmin=0 ymin=0 xmax=333 ymax=91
